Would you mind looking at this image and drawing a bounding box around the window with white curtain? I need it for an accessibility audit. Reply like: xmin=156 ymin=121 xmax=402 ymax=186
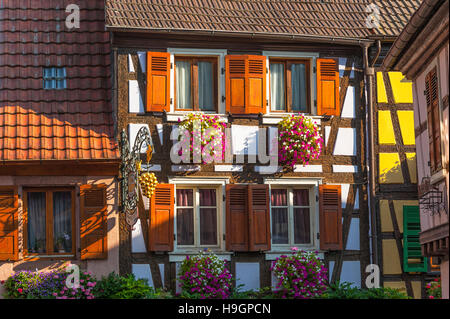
xmin=175 ymin=186 xmax=220 ymax=249
xmin=271 ymin=187 xmax=313 ymax=247
xmin=175 ymin=57 xmax=217 ymax=112
xmin=269 ymin=59 xmax=310 ymax=113
xmin=25 ymin=188 xmax=74 ymax=255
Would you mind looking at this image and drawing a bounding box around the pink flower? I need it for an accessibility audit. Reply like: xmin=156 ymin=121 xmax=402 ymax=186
xmin=429 ymin=295 xmax=434 ymax=299
xmin=17 ymin=288 xmax=23 ymax=293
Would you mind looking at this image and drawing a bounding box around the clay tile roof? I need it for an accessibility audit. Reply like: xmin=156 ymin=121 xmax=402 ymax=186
xmin=0 ymin=0 xmax=119 ymax=162
xmin=105 ymin=0 xmax=422 ymax=40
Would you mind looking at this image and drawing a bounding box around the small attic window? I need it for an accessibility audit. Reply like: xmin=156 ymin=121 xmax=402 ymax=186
xmin=43 ymin=67 xmax=67 ymax=89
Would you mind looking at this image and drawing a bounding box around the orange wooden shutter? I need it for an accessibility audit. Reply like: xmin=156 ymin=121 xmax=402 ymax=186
xmin=317 ymin=58 xmax=340 ymax=116
xmin=319 ymin=185 xmax=342 ymax=250
xmin=246 ymin=56 xmax=266 ymax=114
xmin=146 ymin=52 xmax=171 ymax=112
xmin=80 ymin=184 xmax=108 ymax=260
xmin=226 ymin=185 xmax=248 ymax=251
xmin=149 ymin=184 xmax=174 ymax=252
xmin=248 ymin=184 xmax=270 ymax=251
xmin=225 ymin=55 xmax=266 ymax=114
xmin=0 ymin=187 xmax=19 ymax=261
xmin=226 ymin=55 xmax=247 ymax=114
xmin=425 ymin=68 xmax=441 ymax=172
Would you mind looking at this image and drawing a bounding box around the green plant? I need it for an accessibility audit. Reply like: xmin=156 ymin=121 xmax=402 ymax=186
xmin=319 ymin=281 xmax=410 ymax=299
xmin=178 ymin=250 xmax=233 ymax=299
xmin=230 ymin=286 xmax=282 ymax=299
xmin=93 ymin=272 xmax=153 ymax=299
xmin=425 ymin=278 xmax=442 ymax=299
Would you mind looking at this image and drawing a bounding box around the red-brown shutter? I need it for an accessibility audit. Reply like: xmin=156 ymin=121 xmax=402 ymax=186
xmin=319 ymin=185 xmax=342 ymax=250
xmin=226 ymin=185 xmax=248 ymax=251
xmin=149 ymin=184 xmax=174 ymax=252
xmin=225 ymin=55 xmax=266 ymax=114
xmin=317 ymin=58 xmax=340 ymax=116
xmin=0 ymin=187 xmax=18 ymax=261
xmin=80 ymin=184 xmax=108 ymax=260
xmin=425 ymin=68 xmax=441 ymax=172
xmin=146 ymin=52 xmax=171 ymax=112
xmin=248 ymin=184 xmax=271 ymax=251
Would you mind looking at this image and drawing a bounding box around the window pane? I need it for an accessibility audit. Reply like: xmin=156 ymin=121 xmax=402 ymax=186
xmin=27 ymin=192 xmax=46 ymax=253
xmin=272 ymin=208 xmax=288 ymax=244
xmin=176 ymin=61 xmax=192 ymax=109
xmin=200 ymin=208 xmax=217 ymax=245
xmin=198 ymin=61 xmax=214 ymax=110
xmin=294 ymin=208 xmax=311 ymax=244
xmin=53 ymin=191 xmax=72 ymax=253
xmin=271 ymin=189 xmax=287 ymax=206
xmin=291 ymin=63 xmax=307 ymax=112
xmin=199 ymin=189 xmax=216 ymax=206
xmin=177 ymin=208 xmax=194 ymax=245
xmin=293 ymin=189 xmax=309 ymax=206
xmin=270 ymin=63 xmax=285 ymax=111
xmin=177 ymin=189 xmax=193 ymax=207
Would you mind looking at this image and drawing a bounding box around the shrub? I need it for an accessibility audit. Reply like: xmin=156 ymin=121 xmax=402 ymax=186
xmin=425 ymin=278 xmax=442 ymax=299
xmin=93 ymin=272 xmax=153 ymax=299
xmin=1 ymin=269 xmax=97 ymax=299
xmin=178 ymin=250 xmax=233 ymax=299
xmin=278 ymin=114 xmax=323 ymax=168
xmin=319 ymin=281 xmax=410 ymax=299
xmin=271 ymin=248 xmax=328 ymax=299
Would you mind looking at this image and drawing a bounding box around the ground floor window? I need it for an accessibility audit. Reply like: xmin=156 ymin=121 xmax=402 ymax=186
xmin=24 ymin=188 xmax=75 ymax=255
xmin=176 ymin=186 xmax=219 ymax=248
xmin=271 ymin=187 xmax=312 ymax=247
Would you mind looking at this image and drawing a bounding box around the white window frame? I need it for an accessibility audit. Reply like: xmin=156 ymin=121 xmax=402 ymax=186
xmin=264 ymin=178 xmax=321 ymax=259
xmin=168 ymin=177 xmax=230 ymax=259
xmin=262 ymin=51 xmax=320 ymax=124
xmin=167 ymin=48 xmax=227 ymax=120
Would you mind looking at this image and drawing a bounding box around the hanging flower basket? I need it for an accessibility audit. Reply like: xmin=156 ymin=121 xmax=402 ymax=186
xmin=178 ymin=113 xmax=227 ymax=164
xmin=278 ymin=114 xmax=323 ymax=168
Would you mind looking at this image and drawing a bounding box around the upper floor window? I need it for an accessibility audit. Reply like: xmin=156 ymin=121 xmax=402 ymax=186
xmin=43 ymin=67 xmax=67 ymax=90
xmin=175 ymin=57 xmax=218 ymax=112
xmin=269 ymin=59 xmax=310 ymax=113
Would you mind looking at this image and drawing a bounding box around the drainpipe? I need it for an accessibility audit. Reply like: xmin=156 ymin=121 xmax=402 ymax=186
xmin=362 ymin=40 xmax=381 ymax=270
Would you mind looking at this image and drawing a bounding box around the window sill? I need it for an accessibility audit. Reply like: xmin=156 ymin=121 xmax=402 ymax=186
xmin=169 ymin=251 xmax=232 ymax=262
xmin=265 ymin=250 xmax=323 ymax=261
xmin=166 ymin=112 xmax=228 ymax=123
xmin=262 ymin=114 xmax=322 ymax=125
xmin=431 ymin=168 xmax=446 ymax=185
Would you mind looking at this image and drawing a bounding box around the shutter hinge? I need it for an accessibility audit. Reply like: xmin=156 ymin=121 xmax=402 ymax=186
xmin=316 ymin=195 xmax=319 ymax=202
xmin=174 ymin=234 xmax=176 ymax=241
xmin=223 ymin=234 xmax=226 ymax=241
xmin=171 ymin=63 xmax=173 ymax=70
xmin=266 ymin=99 xmax=269 ymax=106
xmin=313 ymin=66 xmax=316 ymax=73
xmin=170 ymin=98 xmax=173 ymax=105
xmin=221 ymin=67 xmax=225 ymax=75
xmin=314 ymin=100 xmax=317 ymax=107
xmin=222 ymin=95 xmax=226 ymax=103
xmin=223 ymin=194 xmax=226 ymax=202
xmin=317 ymin=233 xmax=320 ymax=240
xmin=266 ymin=68 xmax=268 ymax=74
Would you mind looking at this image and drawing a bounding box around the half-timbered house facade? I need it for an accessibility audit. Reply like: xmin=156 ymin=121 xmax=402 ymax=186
xmin=105 ymin=0 xmax=423 ymax=293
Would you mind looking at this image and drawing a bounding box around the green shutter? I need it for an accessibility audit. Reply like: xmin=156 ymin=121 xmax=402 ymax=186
xmin=403 ymin=205 xmax=427 ymax=272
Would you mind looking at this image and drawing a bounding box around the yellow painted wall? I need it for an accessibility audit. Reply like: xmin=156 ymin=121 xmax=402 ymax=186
xmin=377 ymin=72 xmax=388 ymax=103
xmin=380 ymin=200 xmax=418 ymax=233
xmin=397 ymin=110 xmax=416 ymax=145
xmin=378 ymin=110 xmax=396 ymax=144
xmin=406 ymin=153 xmax=418 ymax=183
xmin=382 ymin=239 xmax=403 ymax=274
xmin=388 ymin=72 xmax=413 ymax=104
xmin=379 ymin=153 xmax=404 ymax=183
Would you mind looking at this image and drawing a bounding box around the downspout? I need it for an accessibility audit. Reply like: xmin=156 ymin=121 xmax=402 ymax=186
xmin=362 ymin=40 xmax=381 ymax=271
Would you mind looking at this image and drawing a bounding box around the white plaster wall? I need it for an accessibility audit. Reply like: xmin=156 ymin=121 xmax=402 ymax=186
xmin=235 ymin=262 xmax=260 ymax=291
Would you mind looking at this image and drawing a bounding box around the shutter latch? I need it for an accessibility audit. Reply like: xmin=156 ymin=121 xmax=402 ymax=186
xmin=221 ymin=67 xmax=225 ymax=75
xmin=317 ymin=233 xmax=320 ymax=240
